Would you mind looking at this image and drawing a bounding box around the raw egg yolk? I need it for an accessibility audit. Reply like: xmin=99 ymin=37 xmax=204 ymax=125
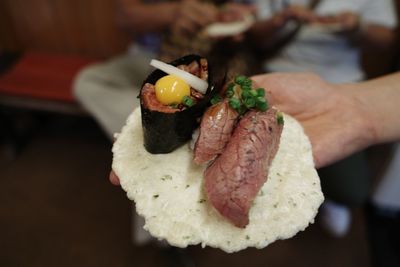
xmin=155 ymin=75 xmax=190 ymax=105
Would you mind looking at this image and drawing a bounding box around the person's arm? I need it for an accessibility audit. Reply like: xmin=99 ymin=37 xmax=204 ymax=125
xmin=359 ymin=24 xmax=396 ymax=50
xmin=117 ymin=0 xmax=218 ymax=36
xmin=345 ymin=72 xmax=400 ymax=145
xmin=248 ymin=5 xmax=316 ymax=50
xmin=117 ymin=0 xmax=179 ymax=34
xmin=357 ymin=0 xmax=397 ymax=50
xmin=109 ymin=72 xmax=400 ymax=184
xmin=252 ymin=72 xmax=400 ymax=168
xmin=247 ymin=13 xmax=288 ymax=49
xmin=315 ymin=11 xmax=396 ymax=49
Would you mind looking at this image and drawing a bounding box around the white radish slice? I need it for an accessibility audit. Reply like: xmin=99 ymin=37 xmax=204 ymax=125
xmin=150 ymin=59 xmax=209 ymax=94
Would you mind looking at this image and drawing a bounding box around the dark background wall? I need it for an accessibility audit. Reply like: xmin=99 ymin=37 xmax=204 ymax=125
xmin=0 ymin=0 xmax=129 ymax=58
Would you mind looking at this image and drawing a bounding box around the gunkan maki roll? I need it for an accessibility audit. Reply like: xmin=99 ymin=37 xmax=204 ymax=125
xmin=140 ymin=54 xmax=218 ymax=154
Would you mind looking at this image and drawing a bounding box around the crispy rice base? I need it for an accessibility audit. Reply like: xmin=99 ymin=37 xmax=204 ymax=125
xmin=112 ymin=108 xmax=324 ymax=253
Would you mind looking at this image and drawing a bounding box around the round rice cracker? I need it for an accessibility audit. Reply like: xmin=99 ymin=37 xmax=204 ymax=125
xmin=112 ymin=108 xmax=324 ymax=253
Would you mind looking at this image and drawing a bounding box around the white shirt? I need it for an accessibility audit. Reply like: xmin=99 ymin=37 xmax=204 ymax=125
xmin=255 ymin=0 xmax=397 ymax=83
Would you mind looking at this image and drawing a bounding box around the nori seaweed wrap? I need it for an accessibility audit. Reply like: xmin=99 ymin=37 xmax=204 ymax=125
xmin=140 ymin=54 xmax=219 ymax=154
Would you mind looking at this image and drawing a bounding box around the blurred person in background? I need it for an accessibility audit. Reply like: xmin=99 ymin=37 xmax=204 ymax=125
xmin=73 ymin=0 xmax=256 ymax=252
xmin=74 ymin=0 xmax=255 ymax=140
xmin=246 ymin=0 xmax=397 ymax=237
xmin=252 ymin=71 xmax=400 ymax=267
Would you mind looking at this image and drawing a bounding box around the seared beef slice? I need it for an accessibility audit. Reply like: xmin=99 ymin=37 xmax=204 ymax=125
xmin=194 ymin=99 xmax=238 ymax=165
xmin=204 ymin=109 xmax=283 ymax=228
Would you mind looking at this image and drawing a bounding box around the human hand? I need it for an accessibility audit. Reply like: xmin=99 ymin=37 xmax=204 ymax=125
xmin=205 ymin=3 xmax=256 ymax=42
xmin=252 ymin=72 xmax=374 ymax=168
xmin=335 ymin=11 xmax=361 ymax=33
xmin=283 ymin=4 xmax=318 ymax=23
xmin=216 ymin=3 xmax=256 ymax=41
xmin=218 ymin=3 xmax=256 ymax=22
xmin=261 ymin=4 xmax=317 ymax=29
xmin=109 ymin=170 xmax=120 ymax=186
xmin=313 ymin=11 xmax=361 ymax=35
xmin=171 ymin=0 xmax=218 ymax=36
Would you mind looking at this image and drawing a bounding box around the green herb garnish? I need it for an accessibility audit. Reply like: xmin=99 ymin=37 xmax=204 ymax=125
xmin=237 ymin=105 xmax=247 ymax=115
xmin=256 ymin=97 xmax=268 ymax=111
xmin=250 ymin=89 xmax=258 ymax=97
xmin=227 ymin=82 xmax=235 ymax=91
xmin=182 ymin=96 xmax=194 ymax=107
xmin=160 ymin=174 xmax=172 ymax=181
xmin=241 ymin=90 xmax=251 ymax=99
xmin=227 ymin=75 xmax=269 ymax=114
xmin=169 ymin=103 xmax=179 ymax=109
xmin=256 ymin=88 xmax=265 ymax=97
xmin=235 ymin=75 xmax=252 ymax=87
xmin=277 ymin=112 xmax=284 ymax=125
xmin=226 ymin=83 xmax=235 ymax=97
xmin=210 ymin=94 xmax=222 ymax=105
xmin=244 ymin=97 xmax=256 ymax=109
xmin=228 ymin=97 xmax=241 ymax=110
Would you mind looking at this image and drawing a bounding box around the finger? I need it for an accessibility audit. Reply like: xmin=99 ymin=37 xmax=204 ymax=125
xmin=220 ymin=4 xmax=256 ymax=22
xmin=341 ymin=13 xmax=359 ymax=31
xmin=109 ymin=170 xmax=120 ymax=186
xmin=173 ymin=20 xmax=198 ymax=36
xmin=189 ymin=1 xmax=218 ymax=25
xmin=286 ymin=5 xmax=316 ymax=23
xmin=251 ymin=74 xmax=279 ymax=107
xmin=177 ymin=7 xmax=213 ymax=34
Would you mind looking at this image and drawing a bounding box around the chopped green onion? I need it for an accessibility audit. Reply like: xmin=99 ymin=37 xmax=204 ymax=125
xmin=256 ymin=96 xmax=267 ymax=105
xmin=169 ymin=103 xmax=179 ymax=109
xmin=277 ymin=112 xmax=284 ymax=125
xmin=244 ymin=97 xmax=256 ymax=108
xmin=229 ymin=97 xmax=241 ymax=110
xmin=256 ymin=101 xmax=268 ymax=111
xmin=235 ymin=75 xmax=247 ymax=85
xmin=241 ymin=90 xmax=251 ymax=99
xmin=250 ymin=89 xmax=258 ymax=97
xmin=237 ymin=105 xmax=247 ymax=115
xmin=235 ymin=75 xmax=252 ymax=87
xmin=241 ymin=85 xmax=252 ymax=91
xmin=256 ymin=88 xmax=265 ymax=97
xmin=226 ymin=83 xmax=235 ymax=97
xmin=227 ymin=83 xmax=235 ymax=91
xmin=182 ymin=96 xmax=194 ymax=107
xmin=210 ymin=94 xmax=222 ymax=105
xmin=226 ymin=74 xmax=270 ymax=113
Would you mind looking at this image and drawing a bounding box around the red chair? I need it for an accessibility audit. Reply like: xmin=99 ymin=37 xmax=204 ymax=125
xmin=0 ymin=51 xmax=97 ymax=115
